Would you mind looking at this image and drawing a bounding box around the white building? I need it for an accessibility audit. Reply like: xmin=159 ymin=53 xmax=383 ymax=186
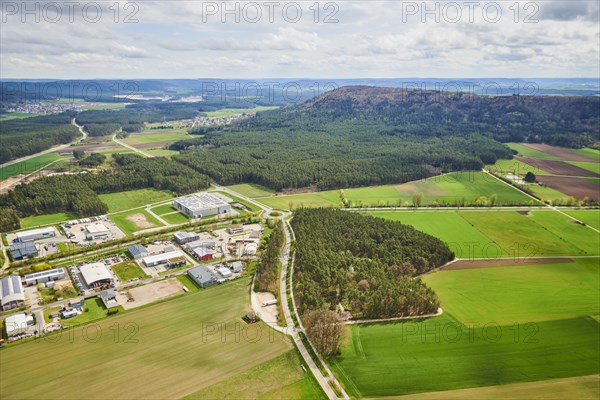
xmin=173 ymin=192 xmax=231 ymax=219
xmin=216 ymin=266 xmax=233 ymax=278
xmin=244 ymin=243 xmax=258 ymax=256
xmin=79 ymin=262 xmax=113 ymax=288
xmin=84 ymin=223 xmax=112 ymax=240
xmin=0 ymin=276 xmax=25 ymax=311
xmin=4 ymin=313 xmax=29 ymax=337
xmin=142 ymin=251 xmax=186 ymax=268
xmin=16 ymin=226 xmax=55 ymax=242
xmin=23 ymin=267 xmax=67 ymax=286
xmin=173 ymin=231 xmax=200 ymax=245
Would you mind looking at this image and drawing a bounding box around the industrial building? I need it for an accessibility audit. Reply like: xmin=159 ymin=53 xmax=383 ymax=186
xmin=0 ymin=276 xmax=25 ymax=311
xmin=244 ymin=243 xmax=258 ymax=256
xmin=9 ymin=241 xmax=38 ymax=260
xmin=185 ymin=240 xmax=216 ymax=251
xmin=79 ymin=262 xmax=113 ymax=288
xmin=192 ymin=247 xmax=213 ymax=262
xmin=128 ymin=244 xmax=149 ymax=259
xmin=84 ymin=223 xmax=112 ymax=240
xmin=4 ymin=313 xmax=32 ymax=337
xmin=173 ymin=192 xmax=231 ymax=219
xmin=173 ymin=231 xmax=200 ymax=245
xmin=99 ymin=289 xmax=119 ymax=308
xmin=216 ymin=266 xmax=232 ymax=278
xmin=187 ymin=265 xmax=218 ymax=288
xmin=15 ymin=226 xmax=55 ymax=242
xmin=142 ymin=250 xmax=186 ymax=268
xmin=230 ymin=261 xmax=243 ymax=273
xmin=227 ymin=224 xmax=244 ymax=234
xmin=23 ymin=267 xmax=67 ymax=286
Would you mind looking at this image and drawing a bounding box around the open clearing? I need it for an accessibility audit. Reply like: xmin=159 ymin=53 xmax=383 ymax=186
xmin=564 ymin=210 xmax=600 ymax=230
xmin=384 ymin=375 xmax=599 ymax=400
xmin=444 ymin=257 xmax=572 ymax=270
xmin=257 ymin=171 xmax=533 ymax=210
xmin=99 ymin=188 xmax=174 ymax=213
xmin=331 ymin=258 xmax=600 ymax=398
xmin=521 ymin=143 xmax=598 ymax=162
xmin=204 ymin=106 xmax=279 ymax=118
xmin=369 ymin=209 xmax=599 ymax=258
xmin=535 ymin=175 xmax=599 ymax=201
xmin=0 ymin=279 xmax=291 ymax=400
xmin=0 ymin=152 xmax=65 ymax=181
xmin=112 ymin=261 xmax=149 ymax=281
xmin=161 ymin=212 xmax=189 ymax=224
xmin=111 ymin=208 xmax=163 ymax=235
xmin=568 ymin=161 xmax=600 ymax=175
xmin=227 ymin=183 xmax=275 ymax=198
xmin=516 ymin=157 xmax=598 ymax=177
xmin=506 ymin=143 xmax=560 ymax=160
xmin=20 ymin=212 xmax=77 ymax=228
xmin=122 ymin=278 xmax=184 ymax=309
xmin=150 ymin=204 xmax=176 ymax=215
xmin=124 ymin=132 xmax=191 ymax=145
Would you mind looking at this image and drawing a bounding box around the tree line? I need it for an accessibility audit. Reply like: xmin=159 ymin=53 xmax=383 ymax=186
xmin=254 ymin=222 xmax=285 ymax=294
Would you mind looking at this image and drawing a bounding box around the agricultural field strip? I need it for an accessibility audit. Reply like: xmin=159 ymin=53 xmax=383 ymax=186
xmin=111 ymin=133 xmax=153 ymax=158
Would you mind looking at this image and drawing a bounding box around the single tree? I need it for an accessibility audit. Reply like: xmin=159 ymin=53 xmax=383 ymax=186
xmin=303 ymin=309 xmax=345 ymax=357
xmin=524 ymin=172 xmax=536 ymax=183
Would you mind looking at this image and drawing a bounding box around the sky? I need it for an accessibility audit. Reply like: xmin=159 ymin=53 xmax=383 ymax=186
xmin=0 ymin=0 xmax=599 ymax=79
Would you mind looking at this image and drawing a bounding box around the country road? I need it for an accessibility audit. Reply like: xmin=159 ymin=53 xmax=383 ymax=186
xmin=112 ymin=133 xmax=153 ymax=158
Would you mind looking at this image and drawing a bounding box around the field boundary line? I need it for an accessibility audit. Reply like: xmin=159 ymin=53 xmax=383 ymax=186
xmin=344 ymin=308 xmax=443 ymax=325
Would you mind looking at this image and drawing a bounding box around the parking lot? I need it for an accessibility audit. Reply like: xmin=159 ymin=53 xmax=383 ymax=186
xmin=61 ymin=216 xmax=126 ymax=246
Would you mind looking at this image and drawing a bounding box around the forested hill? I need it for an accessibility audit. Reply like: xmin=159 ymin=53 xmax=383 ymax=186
xmin=267 ymin=86 xmax=600 ymax=147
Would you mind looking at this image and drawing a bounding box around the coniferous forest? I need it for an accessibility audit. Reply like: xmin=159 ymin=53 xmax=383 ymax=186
xmin=291 ymin=208 xmax=454 ymax=319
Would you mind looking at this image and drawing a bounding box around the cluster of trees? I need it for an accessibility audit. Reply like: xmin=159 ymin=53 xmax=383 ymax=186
xmin=254 ymin=223 xmax=285 ymax=294
xmin=77 ymin=152 xmax=106 ymax=167
xmin=0 ymin=154 xmax=212 ymax=231
xmin=291 ymin=209 xmax=454 ymax=320
xmin=0 ymin=112 xmax=79 ymax=163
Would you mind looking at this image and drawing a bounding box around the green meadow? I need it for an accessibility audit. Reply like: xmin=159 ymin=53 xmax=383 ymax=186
xmin=110 ymin=207 xmax=164 ymax=236
xmin=20 ymin=212 xmax=77 ymax=228
xmin=204 ymin=106 xmax=279 ymax=118
xmin=99 ymin=189 xmax=174 ymax=213
xmin=564 ymin=210 xmax=600 ymax=231
xmin=227 ymin=183 xmax=275 ymax=198
xmin=1 ymin=152 xmax=65 ymax=181
xmin=506 ymin=143 xmax=561 ymax=160
xmin=161 ymin=212 xmax=189 ymax=224
xmin=331 ymin=258 xmax=600 ymax=398
xmin=568 ymin=161 xmax=600 ymax=175
xmin=0 ymin=279 xmax=292 ymax=400
xmin=124 ymin=133 xmax=191 ymax=144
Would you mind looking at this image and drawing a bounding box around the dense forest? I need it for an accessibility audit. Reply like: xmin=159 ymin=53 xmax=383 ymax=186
xmin=254 ymin=223 xmax=285 ymax=294
xmin=0 ymin=112 xmax=79 ymax=163
xmin=291 ymin=209 xmax=454 ymax=319
xmin=0 ymin=154 xmax=211 ymax=231
xmin=171 ymin=86 xmax=598 ymax=191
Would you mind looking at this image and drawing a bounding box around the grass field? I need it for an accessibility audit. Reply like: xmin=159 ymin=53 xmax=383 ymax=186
xmin=56 ymin=298 xmax=120 ymax=327
xmin=571 ymin=148 xmax=600 ymax=160
xmin=1 ymin=152 xmax=65 ymax=181
xmin=110 ymin=208 xmax=164 ymax=236
xmin=144 ymin=148 xmax=179 ymax=157
xmin=184 ymin=350 xmax=326 ymax=399
xmin=20 ymin=212 xmax=76 ymax=228
xmin=124 ymin=133 xmax=190 ymax=144
xmin=161 ymin=212 xmax=189 ymax=224
xmin=0 ymin=279 xmax=291 ymax=400
xmin=487 ymin=158 xmax=551 ymax=176
xmin=331 ymin=257 xmax=600 ymax=398
xmin=227 ymin=183 xmax=275 ymax=198
xmin=99 ymin=189 xmax=174 ymax=213
xmin=213 ymin=191 xmax=263 ymax=212
xmin=422 ymin=259 xmax=600 ymax=324
xmin=506 ymin=143 xmax=561 ymax=160
xmin=150 ymin=204 xmax=176 ymax=215
xmin=568 ymin=161 xmax=600 ymax=175
xmin=112 ymin=261 xmax=149 ymax=281
xmin=204 ymin=106 xmax=279 ymax=118
xmin=528 ymin=184 xmax=572 ymax=202
xmin=368 ymin=209 xmax=599 ymax=258
xmin=564 ymin=210 xmax=600 ymax=230
xmin=389 ymin=375 xmax=599 ymax=400
xmin=256 ymin=172 xmax=534 ymax=210
xmin=0 ymin=112 xmax=41 ymax=120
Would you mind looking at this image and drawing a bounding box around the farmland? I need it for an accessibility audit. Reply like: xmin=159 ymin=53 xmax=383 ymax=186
xmin=0 ymin=152 xmax=65 ymax=181
xmin=99 ymin=189 xmax=174 ymax=213
xmin=204 ymin=105 xmax=279 ymax=118
xmin=256 ymin=171 xmax=534 ymax=210
xmin=368 ymin=209 xmax=599 ymax=258
xmin=330 ymin=258 xmax=600 ymax=398
xmin=226 ymin=183 xmax=275 ymax=198
xmin=0 ymin=279 xmax=292 ymax=400
xmin=124 ymin=132 xmax=191 ymax=144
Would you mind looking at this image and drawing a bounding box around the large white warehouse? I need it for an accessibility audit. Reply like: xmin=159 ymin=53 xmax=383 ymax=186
xmin=173 ymin=192 xmax=231 ymax=219
xmin=16 ymin=227 xmax=55 ymax=242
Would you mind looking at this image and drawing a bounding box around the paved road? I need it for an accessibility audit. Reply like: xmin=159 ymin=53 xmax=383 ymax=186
xmin=112 ymin=133 xmax=153 ymax=158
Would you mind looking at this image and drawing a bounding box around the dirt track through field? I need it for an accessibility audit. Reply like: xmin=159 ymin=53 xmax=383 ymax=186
xmin=536 ymin=175 xmax=599 ymax=201
xmin=126 ymin=213 xmax=156 ymax=229
xmin=444 ymin=257 xmax=573 ymax=270
xmin=516 ymin=156 xmax=598 ymax=177
xmin=522 ymin=143 xmax=598 ymax=162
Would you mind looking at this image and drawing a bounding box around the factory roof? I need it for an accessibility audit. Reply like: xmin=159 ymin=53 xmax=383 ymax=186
xmin=174 ymin=192 xmax=229 ymax=211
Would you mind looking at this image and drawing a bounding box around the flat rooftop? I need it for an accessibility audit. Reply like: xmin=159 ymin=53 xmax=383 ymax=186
xmin=142 ymin=250 xmax=185 ymax=264
xmin=16 ymin=226 xmax=55 ymax=238
xmin=174 ymin=192 xmax=229 ymax=211
xmin=85 ymin=223 xmax=110 ymax=233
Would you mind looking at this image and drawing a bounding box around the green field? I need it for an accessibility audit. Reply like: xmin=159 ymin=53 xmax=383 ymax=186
xmin=423 ymin=259 xmax=600 ymax=324
xmin=528 ymin=184 xmax=572 ymax=202
xmin=111 ymin=208 xmax=164 ymax=236
xmin=227 ymin=183 xmax=275 ymax=198
xmin=570 ymin=148 xmax=600 ymax=160
xmin=564 ymin=210 xmax=600 ymax=230
xmin=369 ymin=209 xmax=599 ymax=258
xmin=205 ymin=106 xmax=279 ymax=118
xmin=184 ymin=350 xmax=326 ymax=399
xmin=0 ymin=112 xmax=41 ymax=120
xmin=150 ymin=204 xmax=176 ymax=215
xmin=20 ymin=212 xmax=76 ymax=228
xmin=1 ymin=152 xmax=65 ymax=181
xmin=112 ymin=261 xmax=149 ymax=281
xmin=213 ymin=191 xmax=263 ymax=212
xmin=56 ymin=298 xmax=120 ymax=328
xmin=506 ymin=143 xmax=561 ymax=160
xmin=567 ymin=161 xmax=600 ymax=175
xmin=331 ymin=258 xmax=600 ymax=398
xmin=99 ymin=189 xmax=174 ymax=213
xmin=161 ymin=212 xmax=189 ymax=224
xmin=144 ymin=148 xmax=179 ymax=157
xmin=256 ymin=172 xmax=534 ymax=210
xmin=0 ymin=279 xmax=292 ymax=400
xmin=124 ymin=133 xmax=190 ymax=144
xmin=487 ymin=158 xmax=551 ymax=176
